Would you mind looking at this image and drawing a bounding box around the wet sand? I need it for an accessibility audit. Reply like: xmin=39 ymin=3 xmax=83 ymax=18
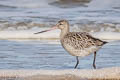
xmin=0 ymin=67 xmax=120 ymax=80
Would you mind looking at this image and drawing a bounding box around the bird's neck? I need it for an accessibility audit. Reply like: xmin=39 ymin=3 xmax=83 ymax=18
xmin=60 ymin=26 xmax=69 ymax=39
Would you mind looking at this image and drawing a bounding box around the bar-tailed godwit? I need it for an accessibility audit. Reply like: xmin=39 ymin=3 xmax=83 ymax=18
xmin=34 ymin=20 xmax=107 ymax=69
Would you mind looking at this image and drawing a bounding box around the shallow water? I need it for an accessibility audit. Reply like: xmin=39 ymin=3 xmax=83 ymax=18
xmin=0 ymin=40 xmax=119 ymax=69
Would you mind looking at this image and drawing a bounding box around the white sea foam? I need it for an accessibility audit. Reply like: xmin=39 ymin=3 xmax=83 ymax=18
xmin=91 ymin=32 xmax=120 ymax=41
xmin=0 ymin=28 xmax=120 ymax=41
xmin=0 ymin=28 xmax=60 ymax=39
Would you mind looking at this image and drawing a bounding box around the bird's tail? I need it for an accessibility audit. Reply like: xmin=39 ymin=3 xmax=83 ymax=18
xmin=96 ymin=39 xmax=108 ymax=46
xmin=102 ymin=41 xmax=108 ymax=45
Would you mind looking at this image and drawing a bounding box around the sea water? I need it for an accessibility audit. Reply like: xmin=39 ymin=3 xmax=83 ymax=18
xmin=0 ymin=0 xmax=120 ymax=69
xmin=0 ymin=40 xmax=119 ymax=69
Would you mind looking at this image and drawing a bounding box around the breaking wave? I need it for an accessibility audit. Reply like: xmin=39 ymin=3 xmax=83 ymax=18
xmin=0 ymin=0 xmax=120 ymax=40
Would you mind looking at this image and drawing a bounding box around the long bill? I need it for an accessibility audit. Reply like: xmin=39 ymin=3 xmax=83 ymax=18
xmin=34 ymin=26 xmax=57 ymax=34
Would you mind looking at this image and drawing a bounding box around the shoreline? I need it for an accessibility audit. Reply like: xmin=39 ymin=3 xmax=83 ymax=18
xmin=0 ymin=67 xmax=120 ymax=80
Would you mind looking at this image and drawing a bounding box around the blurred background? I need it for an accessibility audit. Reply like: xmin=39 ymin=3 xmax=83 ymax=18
xmin=0 ymin=0 xmax=120 ymax=33
xmin=0 ymin=0 xmax=119 ymax=69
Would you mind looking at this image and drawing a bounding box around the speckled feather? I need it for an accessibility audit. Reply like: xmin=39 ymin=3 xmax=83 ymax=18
xmin=60 ymin=32 xmax=107 ymax=56
xmin=61 ymin=32 xmax=106 ymax=49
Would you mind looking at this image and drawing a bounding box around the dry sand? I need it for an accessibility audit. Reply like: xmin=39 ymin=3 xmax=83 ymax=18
xmin=0 ymin=67 xmax=120 ymax=80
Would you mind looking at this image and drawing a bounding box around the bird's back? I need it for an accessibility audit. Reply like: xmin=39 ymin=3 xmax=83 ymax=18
xmin=60 ymin=32 xmax=107 ymax=56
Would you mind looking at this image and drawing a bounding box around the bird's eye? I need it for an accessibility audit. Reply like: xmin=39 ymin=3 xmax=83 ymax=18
xmin=59 ymin=23 xmax=63 ymax=25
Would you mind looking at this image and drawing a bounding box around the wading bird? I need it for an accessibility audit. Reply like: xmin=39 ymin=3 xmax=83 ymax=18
xmin=34 ymin=20 xmax=107 ymax=69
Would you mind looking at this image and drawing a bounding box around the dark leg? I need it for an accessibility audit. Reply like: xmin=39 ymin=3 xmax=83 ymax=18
xmin=93 ymin=52 xmax=97 ymax=69
xmin=74 ymin=56 xmax=79 ymax=69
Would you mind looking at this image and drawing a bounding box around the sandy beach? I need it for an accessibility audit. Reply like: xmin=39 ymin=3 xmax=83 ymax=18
xmin=0 ymin=67 xmax=120 ymax=80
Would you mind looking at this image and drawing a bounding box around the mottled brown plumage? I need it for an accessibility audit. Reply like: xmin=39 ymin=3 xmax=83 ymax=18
xmin=61 ymin=32 xmax=106 ymax=50
xmin=34 ymin=20 xmax=108 ymax=69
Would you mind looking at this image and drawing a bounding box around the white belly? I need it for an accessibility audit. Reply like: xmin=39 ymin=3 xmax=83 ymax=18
xmin=63 ymin=44 xmax=101 ymax=57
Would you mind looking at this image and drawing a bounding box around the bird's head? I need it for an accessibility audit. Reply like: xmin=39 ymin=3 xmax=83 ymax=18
xmin=34 ymin=20 xmax=69 ymax=34
xmin=56 ymin=20 xmax=69 ymax=30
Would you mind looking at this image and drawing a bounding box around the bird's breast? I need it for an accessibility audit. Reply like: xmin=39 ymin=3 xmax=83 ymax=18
xmin=61 ymin=41 xmax=101 ymax=57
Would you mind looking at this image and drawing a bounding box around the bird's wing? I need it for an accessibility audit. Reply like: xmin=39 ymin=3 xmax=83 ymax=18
xmin=62 ymin=32 xmax=106 ymax=49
